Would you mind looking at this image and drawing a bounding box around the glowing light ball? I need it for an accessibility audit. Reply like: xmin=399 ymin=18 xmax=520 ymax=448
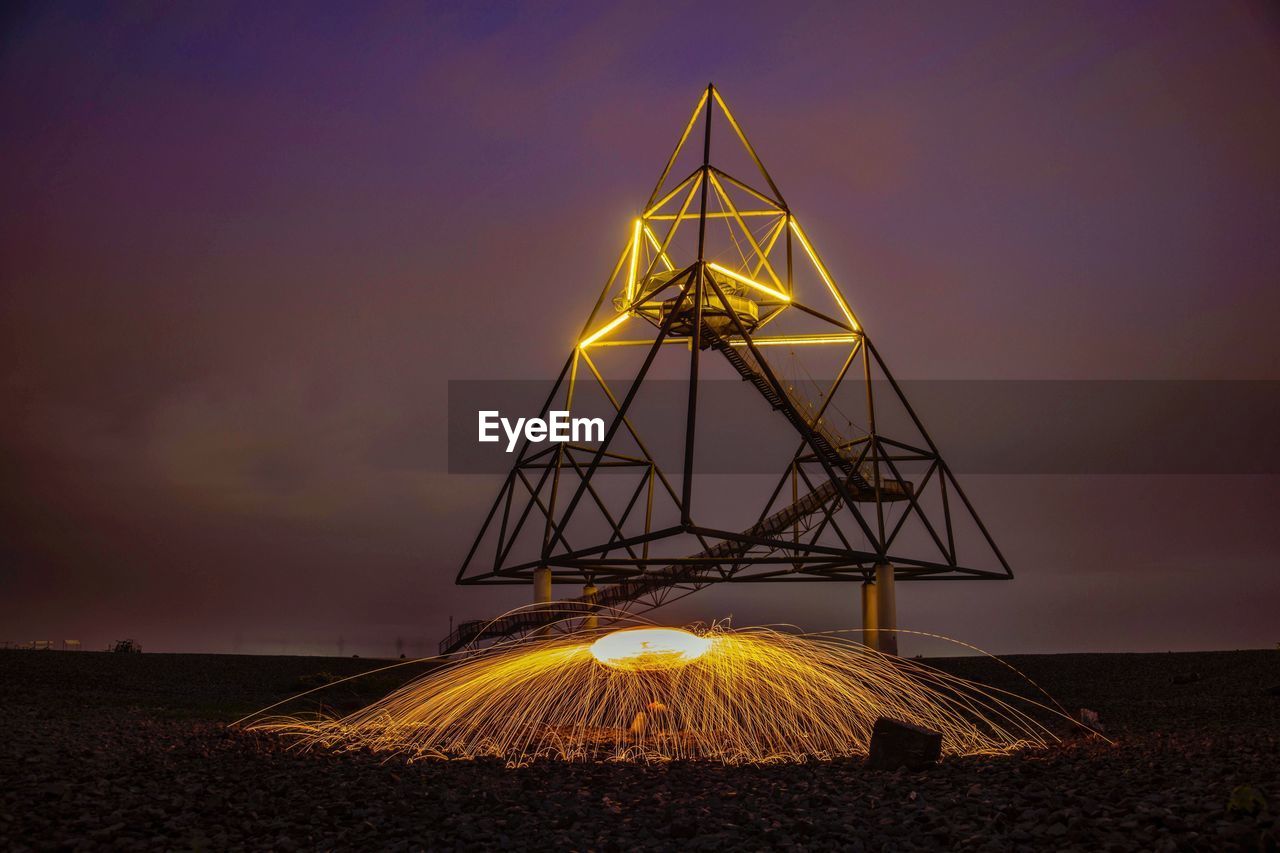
xmin=589 ymin=627 xmax=712 ymax=670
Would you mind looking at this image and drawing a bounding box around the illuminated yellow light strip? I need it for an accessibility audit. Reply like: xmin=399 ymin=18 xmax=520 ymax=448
xmin=644 ymin=171 xmax=699 ymax=219
xmin=579 ymin=313 xmax=629 ymax=349
xmin=589 ymin=338 xmax=688 ymax=347
xmin=750 ymin=305 xmax=788 ymax=333
xmin=651 ymin=90 xmax=708 ymax=204
xmin=575 ymin=237 xmax=637 ymax=342
xmin=588 ymin=333 xmax=691 ymax=343
xmin=711 ymin=167 xmax=783 ymax=209
xmin=752 ymin=216 xmax=788 ymax=280
xmin=707 ymin=171 xmax=784 ymax=290
xmin=642 ymin=224 xmax=674 ymax=271
xmin=712 ymin=88 xmax=784 ymax=205
xmin=789 ymin=219 xmax=860 ymax=332
xmin=625 ymin=219 xmax=642 ymax=302
xmin=706 ymin=262 xmax=790 ymax=303
xmin=728 ymin=335 xmax=860 ymax=347
xmin=648 ymin=211 xmax=781 ymax=220
xmin=640 ymin=174 xmax=701 ymax=285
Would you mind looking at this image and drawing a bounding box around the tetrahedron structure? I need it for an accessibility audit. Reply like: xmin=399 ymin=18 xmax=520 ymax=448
xmin=445 ymin=85 xmax=1011 ymax=655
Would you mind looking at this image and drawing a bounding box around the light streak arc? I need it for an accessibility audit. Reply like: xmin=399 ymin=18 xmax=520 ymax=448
xmin=249 ymin=624 xmax=1076 ymax=767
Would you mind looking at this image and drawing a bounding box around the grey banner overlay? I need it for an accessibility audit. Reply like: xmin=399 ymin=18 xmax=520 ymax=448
xmin=448 ymin=380 xmax=1280 ymax=475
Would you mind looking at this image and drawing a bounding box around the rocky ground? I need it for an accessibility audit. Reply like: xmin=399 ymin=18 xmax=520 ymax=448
xmin=1 ymin=648 xmax=1276 ymax=851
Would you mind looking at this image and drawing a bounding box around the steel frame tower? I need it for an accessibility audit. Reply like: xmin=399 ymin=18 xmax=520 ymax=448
xmin=444 ymin=85 xmax=1011 ymax=655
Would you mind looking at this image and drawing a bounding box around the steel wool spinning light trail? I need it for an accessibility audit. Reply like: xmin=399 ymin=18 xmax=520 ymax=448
xmin=249 ymin=625 xmax=1062 ymax=766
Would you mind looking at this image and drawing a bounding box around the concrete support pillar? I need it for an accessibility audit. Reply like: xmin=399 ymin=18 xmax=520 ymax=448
xmin=861 ymin=581 xmax=878 ymax=650
xmin=533 ymin=567 xmax=552 ymax=604
xmin=874 ymin=562 xmax=898 ymax=656
xmin=531 ymin=567 xmax=553 ymax=637
xmin=582 ymin=583 xmax=598 ymax=631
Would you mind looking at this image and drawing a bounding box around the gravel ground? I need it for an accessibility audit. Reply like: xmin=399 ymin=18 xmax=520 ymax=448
xmin=2 ymin=648 xmax=1276 ymax=851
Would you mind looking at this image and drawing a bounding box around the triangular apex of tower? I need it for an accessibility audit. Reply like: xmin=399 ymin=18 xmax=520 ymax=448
xmin=448 ymin=86 xmax=1011 ymax=653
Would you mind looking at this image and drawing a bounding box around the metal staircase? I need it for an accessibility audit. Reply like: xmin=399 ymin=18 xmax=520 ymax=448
xmin=439 ymin=476 xmax=847 ymax=655
xmin=438 ymin=326 xmax=912 ymax=655
xmin=705 ymin=326 xmax=911 ymax=502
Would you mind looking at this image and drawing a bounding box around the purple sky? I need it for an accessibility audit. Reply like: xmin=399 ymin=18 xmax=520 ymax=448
xmin=3 ymin=1 xmax=1278 ymax=656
